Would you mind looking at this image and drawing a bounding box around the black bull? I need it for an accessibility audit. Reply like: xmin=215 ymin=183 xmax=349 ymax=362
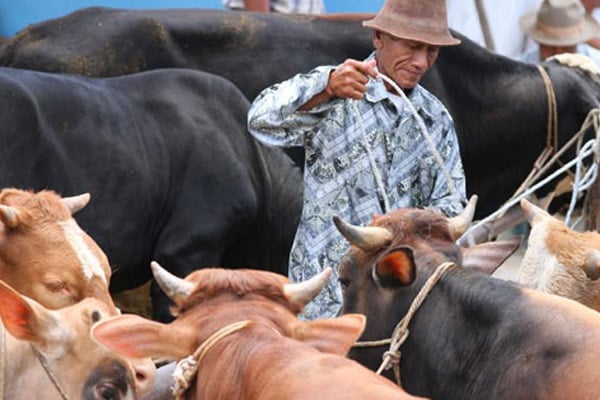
xmin=2 ymin=7 xmax=600 ymax=218
xmin=0 ymin=67 xmax=302 ymax=322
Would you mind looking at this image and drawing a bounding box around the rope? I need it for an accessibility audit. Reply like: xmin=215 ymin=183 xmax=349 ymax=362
xmin=378 ymin=73 xmax=460 ymax=200
xmin=353 ymin=262 xmax=457 ymax=387
xmin=31 ymin=345 xmax=69 ymax=400
xmin=351 ymin=71 xmax=461 ymax=214
xmin=172 ymin=320 xmax=253 ymax=400
xmin=352 ymin=100 xmax=391 ymax=212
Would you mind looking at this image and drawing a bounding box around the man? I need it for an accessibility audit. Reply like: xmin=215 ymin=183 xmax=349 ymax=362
xmin=520 ymin=0 xmax=600 ymax=63
xmin=248 ymin=0 xmax=467 ymax=320
xmin=222 ymin=0 xmax=325 ymax=14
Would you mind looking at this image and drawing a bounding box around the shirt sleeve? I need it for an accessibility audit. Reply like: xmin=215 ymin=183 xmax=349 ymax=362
xmin=247 ymin=65 xmax=340 ymax=147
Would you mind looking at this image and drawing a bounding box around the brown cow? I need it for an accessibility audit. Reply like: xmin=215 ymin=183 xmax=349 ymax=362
xmin=0 ymin=279 xmax=155 ymax=400
xmin=335 ymin=200 xmax=600 ymax=400
xmin=0 ymin=187 xmax=114 ymax=309
xmin=517 ymin=198 xmax=600 ymax=311
xmin=92 ymin=263 xmax=427 ymax=400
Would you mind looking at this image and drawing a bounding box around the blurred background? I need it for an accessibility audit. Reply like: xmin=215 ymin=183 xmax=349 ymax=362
xmin=0 ymin=0 xmax=385 ymax=38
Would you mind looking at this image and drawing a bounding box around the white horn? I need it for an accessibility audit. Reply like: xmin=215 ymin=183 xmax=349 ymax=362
xmin=284 ymin=267 xmax=332 ymax=306
xmin=62 ymin=193 xmax=90 ymax=215
xmin=448 ymin=195 xmax=478 ymax=240
xmin=333 ymin=216 xmax=392 ymax=251
xmin=0 ymin=205 xmax=19 ymax=229
xmin=151 ymin=261 xmax=195 ymax=302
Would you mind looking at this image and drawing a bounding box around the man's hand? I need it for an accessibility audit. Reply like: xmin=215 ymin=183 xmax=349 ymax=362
xmin=298 ymin=59 xmax=377 ymax=111
xmin=326 ymin=59 xmax=378 ymax=99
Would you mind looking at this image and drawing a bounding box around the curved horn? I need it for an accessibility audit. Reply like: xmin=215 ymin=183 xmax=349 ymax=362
xmin=0 ymin=205 xmax=19 ymax=229
xmin=333 ymin=216 xmax=393 ymax=252
xmin=584 ymin=250 xmax=600 ymax=281
xmin=284 ymin=267 xmax=332 ymax=306
xmin=520 ymin=197 xmax=550 ymax=224
xmin=448 ymin=195 xmax=478 ymax=240
xmin=150 ymin=261 xmax=195 ymax=302
xmin=62 ymin=193 xmax=90 ymax=215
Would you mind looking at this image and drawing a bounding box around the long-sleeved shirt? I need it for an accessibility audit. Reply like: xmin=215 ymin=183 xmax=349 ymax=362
xmin=248 ymin=56 xmax=466 ymax=320
xmin=222 ymin=0 xmax=325 ymax=14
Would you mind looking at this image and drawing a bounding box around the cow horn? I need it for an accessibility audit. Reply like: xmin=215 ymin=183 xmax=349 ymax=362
xmin=150 ymin=261 xmax=195 ymax=302
xmin=448 ymin=195 xmax=478 ymax=240
xmin=284 ymin=267 xmax=332 ymax=306
xmin=333 ymin=216 xmax=393 ymax=252
xmin=584 ymin=250 xmax=600 ymax=281
xmin=0 ymin=205 xmax=19 ymax=229
xmin=62 ymin=193 xmax=91 ymax=215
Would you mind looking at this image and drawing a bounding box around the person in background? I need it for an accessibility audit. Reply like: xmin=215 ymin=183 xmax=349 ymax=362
xmin=247 ymin=0 xmax=466 ymax=320
xmin=222 ymin=0 xmax=325 ymax=14
xmin=520 ymin=0 xmax=600 ymax=63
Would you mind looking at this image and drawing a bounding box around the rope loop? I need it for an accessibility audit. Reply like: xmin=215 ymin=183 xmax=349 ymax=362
xmin=172 ymin=356 xmax=199 ymax=398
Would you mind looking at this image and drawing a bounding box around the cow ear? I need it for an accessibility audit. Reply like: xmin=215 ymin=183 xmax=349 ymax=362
xmin=92 ymin=314 xmax=177 ymax=359
xmin=0 ymin=280 xmax=62 ymax=344
xmin=461 ymin=236 xmax=522 ymax=275
xmin=292 ymin=314 xmax=366 ymax=355
xmin=375 ymin=246 xmax=416 ymax=287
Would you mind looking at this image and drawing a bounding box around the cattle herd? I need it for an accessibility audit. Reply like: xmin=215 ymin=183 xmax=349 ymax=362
xmin=2 ymin=6 xmax=600 ymax=400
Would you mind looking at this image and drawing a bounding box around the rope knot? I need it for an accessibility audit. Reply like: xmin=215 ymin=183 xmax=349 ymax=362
xmin=172 ymin=355 xmax=199 ymax=397
xmin=382 ymin=349 xmax=401 ymax=369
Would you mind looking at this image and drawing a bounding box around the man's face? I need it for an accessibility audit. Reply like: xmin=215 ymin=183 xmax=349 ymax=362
xmin=539 ymin=43 xmax=578 ymax=61
xmin=373 ymin=31 xmax=440 ymax=90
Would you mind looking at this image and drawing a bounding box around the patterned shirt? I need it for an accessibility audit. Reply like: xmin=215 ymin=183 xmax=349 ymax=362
xmin=248 ymin=55 xmax=466 ymax=320
xmin=222 ymin=0 xmax=325 ymax=14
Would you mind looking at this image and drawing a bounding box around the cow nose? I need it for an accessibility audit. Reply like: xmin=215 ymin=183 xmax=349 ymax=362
xmin=133 ymin=358 xmax=157 ymax=398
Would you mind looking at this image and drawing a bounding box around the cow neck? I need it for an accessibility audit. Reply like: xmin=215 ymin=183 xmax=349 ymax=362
xmin=30 ymin=345 xmax=69 ymax=400
xmin=353 ymin=261 xmax=457 ymax=387
xmin=172 ymin=320 xmax=262 ymax=400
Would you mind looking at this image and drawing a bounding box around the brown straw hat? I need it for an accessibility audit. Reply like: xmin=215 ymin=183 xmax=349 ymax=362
xmin=363 ymin=0 xmax=460 ymax=46
xmin=520 ymin=0 xmax=600 ymax=47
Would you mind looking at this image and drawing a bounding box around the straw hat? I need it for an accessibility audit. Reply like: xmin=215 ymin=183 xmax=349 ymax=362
xmin=363 ymin=0 xmax=460 ymax=46
xmin=520 ymin=0 xmax=600 ymax=46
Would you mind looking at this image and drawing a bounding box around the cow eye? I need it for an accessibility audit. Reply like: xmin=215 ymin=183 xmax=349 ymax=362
xmin=338 ymin=277 xmax=350 ymax=290
xmin=44 ymin=280 xmax=68 ymax=293
xmin=96 ymin=383 xmax=121 ymax=400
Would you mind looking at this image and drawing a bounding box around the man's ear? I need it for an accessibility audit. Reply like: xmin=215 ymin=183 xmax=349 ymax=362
xmin=372 ymin=29 xmax=383 ymax=49
xmin=375 ymin=246 xmax=416 ymax=287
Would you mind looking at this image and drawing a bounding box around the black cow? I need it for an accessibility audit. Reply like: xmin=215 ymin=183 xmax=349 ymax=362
xmin=0 ymin=66 xmax=302 ymax=322
xmin=2 ymin=7 xmax=599 ymax=219
xmin=334 ymin=203 xmax=600 ymax=400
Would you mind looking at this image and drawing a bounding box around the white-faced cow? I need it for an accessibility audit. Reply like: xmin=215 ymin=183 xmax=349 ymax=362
xmin=92 ymin=263 xmax=426 ymax=400
xmin=0 ymin=279 xmax=155 ymax=400
xmin=518 ymin=198 xmax=600 ymax=311
xmin=2 ymin=8 xmax=600 ymax=219
xmin=0 ymin=67 xmax=302 ymax=322
xmin=335 ymin=200 xmax=600 ymax=400
xmin=0 ymin=187 xmax=114 ymax=309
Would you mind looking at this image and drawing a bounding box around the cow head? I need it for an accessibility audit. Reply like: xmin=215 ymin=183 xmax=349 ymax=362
xmin=334 ymin=199 xmax=521 ymax=371
xmin=518 ymin=198 xmax=600 ymax=310
xmin=92 ymin=262 xmax=366 ymax=366
xmin=0 ymin=279 xmax=156 ymax=400
xmin=0 ymin=188 xmax=114 ymax=309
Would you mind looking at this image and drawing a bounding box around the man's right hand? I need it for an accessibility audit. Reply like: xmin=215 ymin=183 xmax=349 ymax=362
xmin=325 ymin=59 xmax=378 ymax=100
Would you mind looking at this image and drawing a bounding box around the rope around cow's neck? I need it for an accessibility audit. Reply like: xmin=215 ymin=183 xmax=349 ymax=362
xmin=171 ymin=320 xmax=254 ymax=400
xmin=352 ymin=71 xmax=460 ymax=214
xmin=31 ymin=345 xmax=69 ymax=400
xmin=352 ymin=261 xmax=457 ymax=387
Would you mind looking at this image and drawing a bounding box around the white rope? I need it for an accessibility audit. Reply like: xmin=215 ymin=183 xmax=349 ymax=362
xmin=351 ymin=72 xmax=461 ymax=214
xmin=377 ymin=72 xmax=460 ymax=200
xmin=352 ymin=100 xmax=391 ymax=212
